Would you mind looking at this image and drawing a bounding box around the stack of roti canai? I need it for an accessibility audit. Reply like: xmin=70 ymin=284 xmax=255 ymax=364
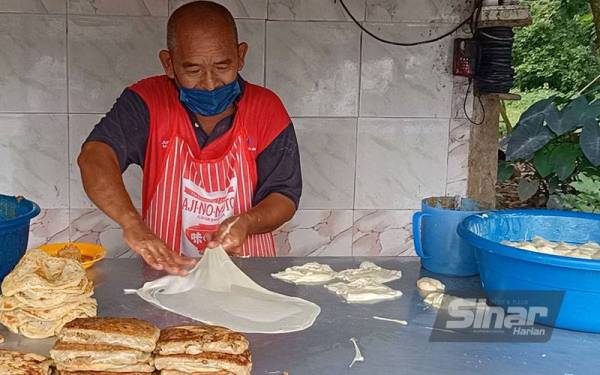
xmin=50 ymin=317 xmax=160 ymax=374
xmin=154 ymin=325 xmax=252 ymax=375
xmin=0 ymin=249 xmax=97 ymax=339
xmin=0 ymin=349 xmax=53 ymax=375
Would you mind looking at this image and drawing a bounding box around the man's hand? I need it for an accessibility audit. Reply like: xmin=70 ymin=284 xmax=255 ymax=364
xmin=123 ymin=221 xmax=196 ymax=275
xmin=207 ymin=215 xmax=250 ymax=256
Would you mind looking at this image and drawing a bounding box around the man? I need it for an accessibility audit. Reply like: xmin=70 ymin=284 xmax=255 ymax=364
xmin=78 ymin=1 xmax=301 ymax=275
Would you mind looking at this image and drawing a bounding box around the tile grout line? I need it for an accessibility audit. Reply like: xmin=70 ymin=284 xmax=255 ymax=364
xmin=0 ymin=112 xmax=454 ymax=120
xmin=444 ymin=116 xmax=452 ymax=197
xmin=66 ymin=5 xmax=72 ymax=242
xmin=351 ymin=23 xmax=364 ymax=255
xmin=263 ymin=18 xmax=268 ymax=86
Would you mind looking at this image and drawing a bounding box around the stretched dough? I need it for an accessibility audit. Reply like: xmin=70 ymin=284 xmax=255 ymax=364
xmin=127 ymin=247 xmax=320 ymax=334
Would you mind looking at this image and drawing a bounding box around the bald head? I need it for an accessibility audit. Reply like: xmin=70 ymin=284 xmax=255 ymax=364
xmin=159 ymin=1 xmax=248 ymax=93
xmin=167 ymin=1 xmax=238 ymax=52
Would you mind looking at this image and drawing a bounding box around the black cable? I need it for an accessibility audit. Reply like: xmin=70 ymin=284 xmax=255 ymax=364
xmin=337 ymin=0 xmax=482 ymax=46
xmin=465 ymin=78 xmax=486 ymax=126
xmin=474 ymin=27 xmax=514 ymax=93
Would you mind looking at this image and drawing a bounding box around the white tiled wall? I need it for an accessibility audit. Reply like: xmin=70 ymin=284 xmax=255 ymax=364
xmin=0 ymin=0 xmax=473 ymax=257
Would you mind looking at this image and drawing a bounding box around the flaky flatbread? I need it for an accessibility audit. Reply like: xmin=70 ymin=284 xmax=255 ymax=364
xmin=2 ymin=249 xmax=86 ymax=296
xmin=156 ymin=325 xmax=249 ymax=355
xmin=58 ymin=372 xmax=155 ymax=375
xmin=0 ymin=302 xmax=96 ymax=339
xmin=154 ymin=351 xmax=251 ymax=375
xmin=51 ymin=342 xmax=154 ymax=372
xmin=0 ymin=349 xmax=53 ymax=375
xmin=11 ymin=280 xmax=94 ymax=309
xmin=160 ymin=370 xmax=234 ymax=375
xmin=58 ymin=317 xmax=160 ymax=352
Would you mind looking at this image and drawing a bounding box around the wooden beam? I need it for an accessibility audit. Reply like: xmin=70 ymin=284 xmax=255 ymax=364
xmin=477 ymin=5 xmax=532 ymax=28
xmin=467 ymin=94 xmax=500 ymax=207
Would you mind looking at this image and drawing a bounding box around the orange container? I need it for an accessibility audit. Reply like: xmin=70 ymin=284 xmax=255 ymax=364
xmin=39 ymin=242 xmax=106 ymax=269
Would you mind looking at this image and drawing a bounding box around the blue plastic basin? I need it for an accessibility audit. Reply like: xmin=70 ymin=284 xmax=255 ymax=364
xmin=458 ymin=209 xmax=600 ymax=333
xmin=0 ymin=194 xmax=40 ymax=282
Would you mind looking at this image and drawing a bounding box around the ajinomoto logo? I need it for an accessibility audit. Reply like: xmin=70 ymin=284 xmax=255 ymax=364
xmin=429 ymin=291 xmax=564 ymax=342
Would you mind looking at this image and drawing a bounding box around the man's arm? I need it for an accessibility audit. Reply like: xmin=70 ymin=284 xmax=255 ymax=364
xmin=78 ymin=89 xmax=195 ymax=274
xmin=208 ymin=122 xmax=301 ymax=254
xmin=78 ymin=142 xmax=195 ymax=274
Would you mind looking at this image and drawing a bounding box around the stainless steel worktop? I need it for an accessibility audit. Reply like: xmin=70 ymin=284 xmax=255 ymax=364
xmin=2 ymin=257 xmax=599 ymax=374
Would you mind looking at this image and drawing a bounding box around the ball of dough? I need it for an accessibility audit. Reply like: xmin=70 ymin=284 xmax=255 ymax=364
xmin=424 ymin=292 xmax=445 ymax=309
xmin=417 ymin=277 xmax=445 ymax=293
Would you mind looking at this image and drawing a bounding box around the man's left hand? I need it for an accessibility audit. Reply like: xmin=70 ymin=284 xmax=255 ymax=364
xmin=207 ymin=215 xmax=250 ymax=256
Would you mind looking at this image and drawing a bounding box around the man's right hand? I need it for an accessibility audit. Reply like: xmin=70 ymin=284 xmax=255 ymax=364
xmin=123 ymin=221 xmax=196 ymax=275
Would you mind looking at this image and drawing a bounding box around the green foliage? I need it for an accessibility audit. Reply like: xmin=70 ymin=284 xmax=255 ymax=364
xmin=505 ymin=88 xmax=561 ymax=126
xmin=502 ymin=93 xmax=600 ymax=205
xmin=561 ymin=172 xmax=600 ymax=213
xmin=497 ymin=161 xmax=515 ymax=182
xmin=513 ymin=0 xmax=599 ymax=95
xmin=506 ymin=95 xmax=600 ymax=166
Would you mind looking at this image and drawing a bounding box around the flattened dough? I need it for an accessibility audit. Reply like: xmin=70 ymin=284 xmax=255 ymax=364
xmin=336 ymin=262 xmax=401 ymax=284
xmin=271 ymin=263 xmax=338 ymax=285
xmin=416 ymin=277 xmax=445 ymax=297
xmin=325 ymin=279 xmax=402 ymax=304
xmin=502 ymin=237 xmax=600 ymax=260
xmin=423 ymin=292 xmax=445 ymax=309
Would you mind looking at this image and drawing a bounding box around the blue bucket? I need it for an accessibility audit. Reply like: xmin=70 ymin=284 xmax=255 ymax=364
xmin=458 ymin=210 xmax=600 ymax=333
xmin=0 ymin=195 xmax=40 ymax=282
xmin=412 ymin=197 xmax=490 ymax=276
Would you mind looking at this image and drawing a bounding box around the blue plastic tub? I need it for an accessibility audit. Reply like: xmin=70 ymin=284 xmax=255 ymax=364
xmin=458 ymin=209 xmax=600 ymax=333
xmin=0 ymin=195 xmax=40 ymax=282
xmin=413 ymin=197 xmax=490 ymax=276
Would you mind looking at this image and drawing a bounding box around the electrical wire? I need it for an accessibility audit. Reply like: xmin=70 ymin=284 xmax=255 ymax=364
xmin=465 ymin=78 xmax=486 ymax=125
xmin=336 ymin=0 xmax=483 ymax=46
xmin=336 ymin=0 xmax=489 ymax=124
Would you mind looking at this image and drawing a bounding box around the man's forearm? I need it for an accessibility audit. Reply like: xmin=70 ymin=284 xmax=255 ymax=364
xmin=78 ymin=141 xmax=142 ymax=229
xmin=242 ymin=193 xmax=296 ymax=235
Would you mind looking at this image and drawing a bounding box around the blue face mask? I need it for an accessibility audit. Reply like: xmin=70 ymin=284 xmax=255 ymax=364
xmin=178 ymin=78 xmax=241 ymax=116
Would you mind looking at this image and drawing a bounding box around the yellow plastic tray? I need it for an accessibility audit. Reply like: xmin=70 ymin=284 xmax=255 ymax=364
xmin=39 ymin=242 xmax=106 ymax=269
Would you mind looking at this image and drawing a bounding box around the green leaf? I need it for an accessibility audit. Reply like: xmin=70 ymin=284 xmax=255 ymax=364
xmin=506 ymin=114 xmax=555 ymax=161
xmin=547 ymin=96 xmax=588 ymax=135
xmin=533 ymin=147 xmax=553 ymax=177
xmin=580 ymin=118 xmax=600 ymax=166
xmin=517 ymin=97 xmax=556 ymax=125
xmin=497 ymin=161 xmax=515 ymax=182
xmin=550 ymin=143 xmax=581 ymax=180
xmin=546 ymin=194 xmax=564 ymax=210
xmin=543 ymin=103 xmax=562 ymax=134
xmin=582 ymin=99 xmax=600 ymax=123
xmin=518 ymin=178 xmax=539 ymax=202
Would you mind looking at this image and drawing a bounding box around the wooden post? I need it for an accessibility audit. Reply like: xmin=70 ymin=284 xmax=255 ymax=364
xmin=467 ymin=94 xmax=500 ymax=206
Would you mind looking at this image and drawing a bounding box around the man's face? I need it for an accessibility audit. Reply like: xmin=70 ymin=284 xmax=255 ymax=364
xmin=160 ymin=25 xmax=247 ymax=91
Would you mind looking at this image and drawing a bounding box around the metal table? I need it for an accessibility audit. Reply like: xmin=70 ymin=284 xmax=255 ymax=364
xmin=2 ymin=257 xmax=600 ymax=374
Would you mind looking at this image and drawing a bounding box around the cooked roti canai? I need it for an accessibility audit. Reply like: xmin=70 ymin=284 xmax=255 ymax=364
xmin=0 ymin=349 xmax=53 ymax=375
xmin=58 ymin=317 xmax=160 ymax=352
xmin=50 ymin=341 xmax=154 ymax=372
xmin=154 ymin=350 xmax=252 ymax=375
xmin=156 ymin=325 xmax=249 ymax=355
xmin=2 ymin=249 xmax=86 ymax=295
